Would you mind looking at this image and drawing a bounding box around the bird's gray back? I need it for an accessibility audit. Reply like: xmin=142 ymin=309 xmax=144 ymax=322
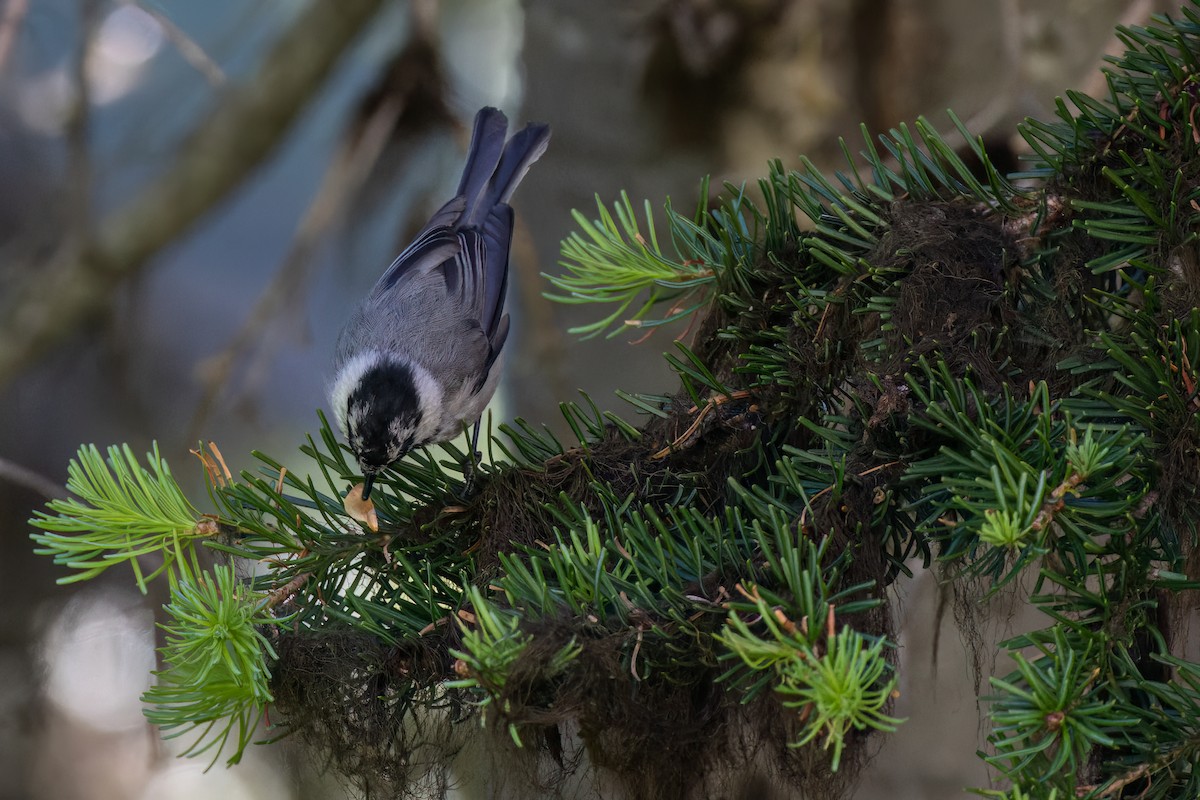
xmin=334 ymin=270 xmax=491 ymax=396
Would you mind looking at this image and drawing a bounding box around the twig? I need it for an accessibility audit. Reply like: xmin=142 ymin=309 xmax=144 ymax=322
xmin=0 ymin=0 xmax=387 ymax=386
xmin=650 ymin=390 xmax=752 ymax=459
xmin=1079 ymin=762 xmax=1150 ymax=797
xmin=1030 ymin=472 xmax=1084 ymax=531
xmin=0 ymin=456 xmax=66 ymax=499
xmin=265 ymin=572 xmax=312 ymax=610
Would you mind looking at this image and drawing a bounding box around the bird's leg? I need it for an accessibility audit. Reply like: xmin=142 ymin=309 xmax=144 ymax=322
xmin=461 ymin=419 xmax=484 ymax=497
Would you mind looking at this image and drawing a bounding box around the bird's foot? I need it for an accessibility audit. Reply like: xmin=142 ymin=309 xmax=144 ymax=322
xmin=458 ymin=449 xmax=484 ymax=499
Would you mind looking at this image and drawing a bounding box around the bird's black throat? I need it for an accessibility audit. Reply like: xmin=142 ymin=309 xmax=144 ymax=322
xmin=346 ymin=359 xmax=422 ymax=472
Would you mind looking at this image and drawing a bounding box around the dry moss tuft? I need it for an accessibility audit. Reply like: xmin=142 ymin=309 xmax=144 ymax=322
xmin=270 ymin=631 xmax=458 ymax=798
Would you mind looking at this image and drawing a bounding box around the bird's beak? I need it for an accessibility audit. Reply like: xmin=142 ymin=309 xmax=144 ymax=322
xmin=361 ymin=473 xmax=375 ymax=501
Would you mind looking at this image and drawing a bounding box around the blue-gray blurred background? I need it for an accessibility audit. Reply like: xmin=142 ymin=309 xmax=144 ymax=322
xmin=0 ymin=1 xmax=1172 ymax=797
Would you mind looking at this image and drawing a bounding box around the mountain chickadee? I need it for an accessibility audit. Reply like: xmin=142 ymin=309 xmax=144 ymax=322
xmin=330 ymin=107 xmax=550 ymax=500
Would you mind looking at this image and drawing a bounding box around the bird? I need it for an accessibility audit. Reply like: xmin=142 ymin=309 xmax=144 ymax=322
xmin=330 ymin=106 xmax=550 ymax=501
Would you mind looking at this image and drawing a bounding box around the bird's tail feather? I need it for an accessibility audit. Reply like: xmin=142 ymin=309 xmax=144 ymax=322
xmin=457 ymin=108 xmax=550 ymax=226
xmin=456 ymin=107 xmax=508 ymax=208
xmin=485 ymin=122 xmax=551 ymax=209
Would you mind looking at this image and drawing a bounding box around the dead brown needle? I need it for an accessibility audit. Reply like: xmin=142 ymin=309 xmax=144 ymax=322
xmin=613 ymin=534 xmax=632 ymax=560
xmin=190 ymin=447 xmax=227 ymax=488
xmin=208 ymin=441 xmax=233 ymax=484
xmin=772 ymin=607 xmax=797 ymax=635
xmin=798 ymin=485 xmax=833 ymax=531
xmin=630 ymin=627 xmax=644 ymax=680
xmin=628 ymin=322 xmax=656 ymax=346
xmin=813 ymin=299 xmax=835 ymax=340
xmin=734 ymin=582 xmax=762 ymax=603
xmin=418 ymin=616 xmax=451 ymax=636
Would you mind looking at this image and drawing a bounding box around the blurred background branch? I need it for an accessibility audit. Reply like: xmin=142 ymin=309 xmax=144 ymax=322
xmin=0 ymin=455 xmax=66 ymax=499
xmin=0 ymin=0 xmax=383 ymax=386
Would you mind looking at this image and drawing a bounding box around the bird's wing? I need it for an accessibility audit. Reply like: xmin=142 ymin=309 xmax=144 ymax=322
xmin=480 ymin=314 xmax=510 ymax=390
xmin=373 ymin=199 xmax=465 ymax=294
xmin=447 ymin=221 xmax=511 ymax=392
xmin=448 ymin=228 xmax=488 ymax=320
xmin=480 ymin=204 xmax=513 ymax=342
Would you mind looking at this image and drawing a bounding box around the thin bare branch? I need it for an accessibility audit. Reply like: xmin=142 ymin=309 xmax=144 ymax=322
xmin=119 ymin=0 xmax=226 ymax=87
xmin=0 ymin=0 xmax=386 ymax=387
xmin=0 ymin=456 xmax=67 ymax=499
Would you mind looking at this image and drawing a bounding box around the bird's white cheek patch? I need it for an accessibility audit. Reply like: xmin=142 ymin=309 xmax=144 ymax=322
xmin=405 ymin=361 xmax=446 ymax=445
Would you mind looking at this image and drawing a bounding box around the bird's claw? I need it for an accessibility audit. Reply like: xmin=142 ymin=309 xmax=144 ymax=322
xmin=459 ymin=449 xmax=484 ymax=499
